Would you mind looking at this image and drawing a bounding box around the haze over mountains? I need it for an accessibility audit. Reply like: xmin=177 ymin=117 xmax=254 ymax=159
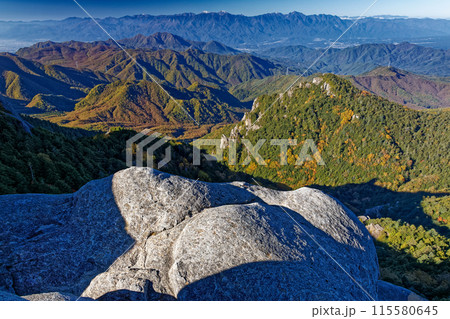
xmin=1 ymin=30 xmax=449 ymax=137
xmin=1 ymin=12 xmax=450 ymax=51
xmin=260 ymin=42 xmax=450 ymax=76
xmin=0 ymin=8 xmax=449 ymax=302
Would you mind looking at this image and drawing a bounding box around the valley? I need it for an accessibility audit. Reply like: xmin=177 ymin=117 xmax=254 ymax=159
xmin=0 ymin=9 xmax=449 ymax=302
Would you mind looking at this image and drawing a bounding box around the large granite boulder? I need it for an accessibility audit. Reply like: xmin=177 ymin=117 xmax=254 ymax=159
xmin=1 ymin=167 xmax=382 ymax=300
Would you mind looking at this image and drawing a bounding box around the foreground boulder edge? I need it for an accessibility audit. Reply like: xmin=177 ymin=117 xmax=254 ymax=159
xmin=0 ymin=167 xmax=416 ymax=300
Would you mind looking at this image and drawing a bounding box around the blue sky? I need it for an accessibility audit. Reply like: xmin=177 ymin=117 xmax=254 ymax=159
xmin=0 ymin=0 xmax=449 ymax=21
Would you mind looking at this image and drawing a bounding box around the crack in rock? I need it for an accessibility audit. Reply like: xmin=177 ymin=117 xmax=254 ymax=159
xmin=0 ymin=167 xmax=419 ymax=300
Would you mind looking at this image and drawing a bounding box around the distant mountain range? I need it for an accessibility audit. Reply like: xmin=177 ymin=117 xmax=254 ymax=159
xmin=1 ymin=39 xmax=278 ymax=133
xmin=1 ymin=12 xmax=450 ymax=51
xmin=19 ymin=32 xmax=238 ymax=56
xmin=16 ymin=38 xmax=278 ymax=86
xmin=1 ymin=32 xmax=449 ymax=135
xmin=347 ymin=67 xmax=450 ymax=109
xmin=259 ymin=42 xmax=450 ymax=76
xmin=0 ymin=53 xmax=108 ymax=100
xmin=16 ymin=34 xmax=450 ymax=80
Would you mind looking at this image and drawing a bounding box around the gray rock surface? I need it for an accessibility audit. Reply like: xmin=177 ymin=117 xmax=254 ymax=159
xmin=358 ymin=215 xmax=370 ymax=222
xmin=0 ymin=177 xmax=134 ymax=297
xmin=366 ymin=223 xmax=387 ymax=240
xmin=22 ymin=292 xmax=81 ymax=301
xmin=377 ymin=281 xmax=427 ymax=301
xmin=0 ymin=167 xmax=382 ymax=300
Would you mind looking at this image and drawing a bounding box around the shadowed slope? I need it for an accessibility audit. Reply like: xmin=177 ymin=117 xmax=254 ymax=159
xmin=348 ymin=67 xmax=450 ymax=109
xmin=0 ymin=167 xmax=383 ymax=300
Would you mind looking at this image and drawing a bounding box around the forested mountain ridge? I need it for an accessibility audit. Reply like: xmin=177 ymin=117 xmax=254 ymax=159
xmin=259 ymin=42 xmax=450 ymax=76
xmin=0 ymin=103 xmax=127 ymax=194
xmin=203 ymin=74 xmax=450 ymax=299
xmin=0 ymin=53 xmax=113 ymax=112
xmin=229 ymin=75 xmax=299 ymax=102
xmin=0 ymin=100 xmax=252 ymax=195
xmin=0 ymin=53 xmax=114 ymax=114
xmin=46 ymin=80 xmax=248 ymax=130
xmin=207 ymin=74 xmax=449 ymax=192
xmin=16 ymin=41 xmax=279 ymax=87
xmin=347 ymin=67 xmax=450 ymax=109
xmin=2 ymin=41 xmax=280 ymax=135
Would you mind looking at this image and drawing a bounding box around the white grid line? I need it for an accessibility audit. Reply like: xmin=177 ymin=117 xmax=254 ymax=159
xmin=248 ymin=0 xmax=380 ymax=131
xmin=70 ymin=0 xmax=381 ymax=301
xmin=76 ymin=176 xmax=200 ymax=300
xmin=72 ymin=0 xmax=200 ymax=126
xmin=251 ymin=178 xmax=376 ymax=301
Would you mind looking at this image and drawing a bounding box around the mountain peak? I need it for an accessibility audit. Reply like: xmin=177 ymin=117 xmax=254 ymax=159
xmin=116 ymin=32 xmax=238 ymax=54
xmin=363 ymin=66 xmax=409 ymax=77
xmin=351 ymin=66 xmax=450 ymax=109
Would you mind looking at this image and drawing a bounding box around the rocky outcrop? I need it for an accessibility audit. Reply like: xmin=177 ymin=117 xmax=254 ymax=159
xmin=22 ymin=292 xmax=81 ymax=301
xmin=366 ymin=223 xmax=388 ymax=240
xmin=0 ymin=290 xmax=92 ymax=301
xmin=0 ymin=167 xmax=400 ymax=300
xmin=220 ymin=134 xmax=229 ymax=149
